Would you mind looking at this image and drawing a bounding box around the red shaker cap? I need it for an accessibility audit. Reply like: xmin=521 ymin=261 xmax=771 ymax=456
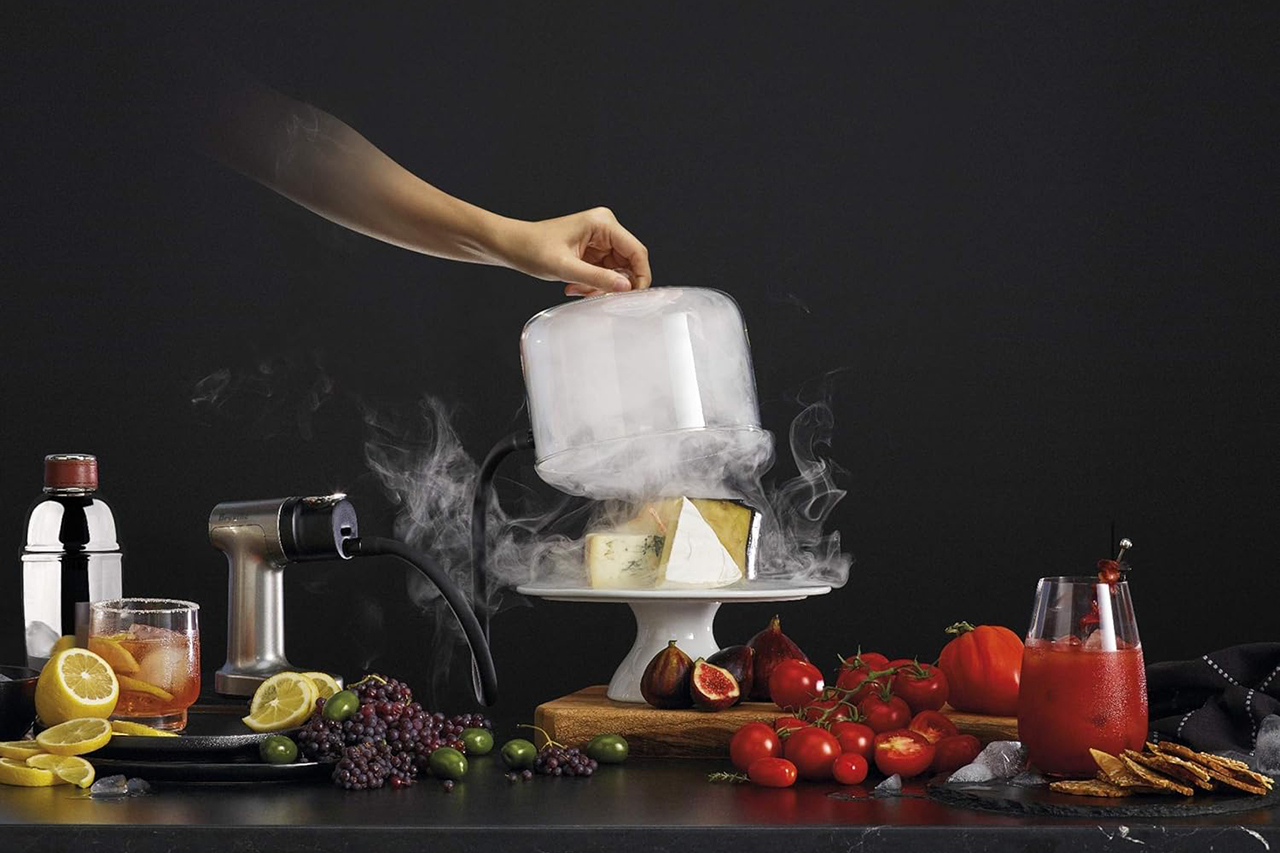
xmin=44 ymin=454 xmax=99 ymax=491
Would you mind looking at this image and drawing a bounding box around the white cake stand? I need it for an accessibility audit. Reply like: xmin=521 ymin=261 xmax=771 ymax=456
xmin=516 ymin=581 xmax=832 ymax=702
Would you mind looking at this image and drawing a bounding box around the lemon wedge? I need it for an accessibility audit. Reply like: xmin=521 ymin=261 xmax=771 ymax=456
xmin=0 ymin=741 xmax=44 ymax=761
xmin=27 ymin=754 xmax=95 ymax=788
xmin=35 ymin=648 xmax=119 ymax=725
xmin=118 ymin=675 xmax=175 ymax=702
xmin=110 ymin=720 xmax=179 ymax=737
xmin=88 ymin=636 xmax=141 ymax=675
xmin=35 ymin=718 xmax=113 ymax=756
xmin=0 ymin=758 xmax=55 ymax=787
xmin=300 ymin=672 xmax=342 ymax=701
xmin=243 ymin=672 xmax=317 ymax=733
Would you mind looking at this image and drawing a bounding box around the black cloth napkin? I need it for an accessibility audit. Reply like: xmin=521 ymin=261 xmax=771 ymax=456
xmin=1148 ymin=642 xmax=1280 ymax=754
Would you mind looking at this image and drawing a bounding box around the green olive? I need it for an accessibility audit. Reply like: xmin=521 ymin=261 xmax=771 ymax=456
xmin=429 ymin=746 xmax=468 ymax=780
xmin=500 ymin=738 xmax=537 ymax=769
xmin=259 ymin=734 xmax=298 ymax=765
xmin=585 ymin=733 xmax=629 ymax=764
xmin=461 ymin=727 xmax=494 ymax=756
xmin=322 ymin=689 xmax=360 ymax=722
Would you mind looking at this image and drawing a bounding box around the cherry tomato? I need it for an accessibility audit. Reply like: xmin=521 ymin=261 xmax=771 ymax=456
xmin=931 ymin=734 xmax=982 ymax=774
xmin=835 ymin=654 xmax=893 ymax=704
xmin=747 ymin=757 xmax=797 ymax=788
xmin=830 ymin=721 xmax=875 ymax=759
xmin=769 ymin=659 xmax=825 ymax=711
xmin=873 ymin=729 xmax=936 ymax=778
xmin=938 ymin=622 xmax=1023 ymax=716
xmin=783 ymin=726 xmax=841 ymax=781
xmin=907 ymin=710 xmax=959 ymax=745
xmin=859 ymin=691 xmax=911 ymax=733
xmin=832 ymin=752 xmax=869 ymax=785
xmin=773 ymin=716 xmax=809 ymax=736
xmin=891 ymin=661 xmax=950 ymax=713
xmin=801 ymin=698 xmax=854 ymax=724
xmin=729 ymin=722 xmax=783 ymax=772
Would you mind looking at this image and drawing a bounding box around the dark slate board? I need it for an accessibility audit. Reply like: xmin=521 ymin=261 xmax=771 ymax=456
xmin=89 ymin=757 xmax=330 ymax=784
xmin=928 ymin=780 xmax=1279 ymax=818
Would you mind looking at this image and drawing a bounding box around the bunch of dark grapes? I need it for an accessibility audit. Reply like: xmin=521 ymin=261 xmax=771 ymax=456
xmin=296 ymin=674 xmax=492 ymax=790
xmin=533 ymin=744 xmax=598 ymax=778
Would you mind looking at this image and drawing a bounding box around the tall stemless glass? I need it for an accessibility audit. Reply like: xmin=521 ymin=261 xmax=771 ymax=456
xmin=1016 ymin=577 xmax=1147 ymax=776
xmin=89 ymin=598 xmax=200 ymax=731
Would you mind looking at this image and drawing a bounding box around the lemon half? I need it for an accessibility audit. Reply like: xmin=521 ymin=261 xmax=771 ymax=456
xmin=35 ymin=648 xmax=119 ymax=725
xmin=243 ymin=672 xmax=317 ymax=733
xmin=300 ymin=672 xmax=342 ymax=701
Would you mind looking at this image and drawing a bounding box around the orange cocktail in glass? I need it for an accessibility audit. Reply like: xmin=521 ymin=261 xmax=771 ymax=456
xmin=90 ymin=598 xmax=201 ymax=731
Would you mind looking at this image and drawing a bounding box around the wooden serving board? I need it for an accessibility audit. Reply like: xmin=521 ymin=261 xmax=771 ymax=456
xmin=534 ymin=687 xmax=1019 ymax=758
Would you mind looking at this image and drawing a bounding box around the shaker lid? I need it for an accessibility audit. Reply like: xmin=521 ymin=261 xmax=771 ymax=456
xmin=44 ymin=454 xmax=99 ymax=491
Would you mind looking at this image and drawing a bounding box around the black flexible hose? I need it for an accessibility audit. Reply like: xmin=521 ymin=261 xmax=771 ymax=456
xmin=344 ymin=535 xmax=500 ymax=707
xmin=471 ymin=430 xmax=536 ymax=653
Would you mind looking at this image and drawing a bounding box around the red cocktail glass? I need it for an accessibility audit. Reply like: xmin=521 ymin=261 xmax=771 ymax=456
xmin=1016 ymin=576 xmax=1147 ymax=776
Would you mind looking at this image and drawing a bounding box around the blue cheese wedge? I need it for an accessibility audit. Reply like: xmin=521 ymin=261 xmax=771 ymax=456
xmin=585 ymin=532 xmax=662 ymax=588
xmin=656 ymin=497 xmax=744 ymax=588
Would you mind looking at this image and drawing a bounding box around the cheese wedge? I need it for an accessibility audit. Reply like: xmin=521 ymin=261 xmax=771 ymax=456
xmin=656 ymin=497 xmax=744 ymax=588
xmin=585 ymin=533 xmax=662 ymax=589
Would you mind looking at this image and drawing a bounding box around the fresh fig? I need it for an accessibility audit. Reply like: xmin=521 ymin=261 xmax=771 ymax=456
xmin=640 ymin=640 xmax=694 ymax=709
xmin=690 ymin=658 xmax=740 ymax=711
xmin=746 ymin=614 xmax=809 ymax=701
xmin=707 ymin=645 xmax=755 ymax=702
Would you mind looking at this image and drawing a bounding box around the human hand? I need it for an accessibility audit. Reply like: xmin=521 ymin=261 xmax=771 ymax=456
xmin=494 ymin=207 xmax=652 ymax=298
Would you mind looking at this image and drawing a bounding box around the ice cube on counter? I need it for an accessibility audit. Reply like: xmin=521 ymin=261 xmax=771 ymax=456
xmin=1009 ymin=768 xmax=1049 ymax=787
xmin=89 ymin=775 xmax=129 ymax=798
xmin=872 ymin=774 xmax=903 ymax=796
xmin=946 ymin=763 xmax=996 ymax=783
xmin=126 ymin=778 xmax=153 ymax=796
xmin=1256 ymin=714 xmax=1280 ymax=773
xmin=0 ymin=673 xmax=11 ymax=682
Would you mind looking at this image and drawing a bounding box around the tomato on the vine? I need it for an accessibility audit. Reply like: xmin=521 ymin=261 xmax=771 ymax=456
xmin=773 ymin=716 xmax=809 ymax=736
xmin=840 ymin=649 xmax=890 ymax=673
xmin=769 ymin=659 xmax=825 ymax=711
xmin=729 ymin=723 xmax=782 ymax=772
xmin=891 ymin=661 xmax=949 ymax=713
xmin=747 ymin=757 xmax=797 ymax=788
xmin=907 ymin=710 xmax=959 ymax=745
xmin=931 ymin=734 xmax=981 ymax=774
xmin=835 ymin=656 xmax=893 ymax=704
xmin=831 ymin=752 xmax=869 ymax=785
xmin=830 ymin=721 xmax=875 ymax=759
xmin=859 ymin=689 xmax=911 ymax=733
xmin=801 ymin=697 xmax=855 ymax=724
xmin=783 ymin=726 xmax=840 ymax=781
xmin=873 ymin=729 xmax=936 ymax=778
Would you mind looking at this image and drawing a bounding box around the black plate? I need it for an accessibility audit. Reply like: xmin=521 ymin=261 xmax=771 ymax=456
xmin=928 ymin=780 xmax=1280 ymax=818
xmin=90 ymin=757 xmax=330 ymax=784
xmin=95 ymin=704 xmax=298 ymax=761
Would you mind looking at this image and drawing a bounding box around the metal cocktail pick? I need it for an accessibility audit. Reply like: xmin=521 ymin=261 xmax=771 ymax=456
xmin=1115 ymin=538 xmax=1133 ymax=568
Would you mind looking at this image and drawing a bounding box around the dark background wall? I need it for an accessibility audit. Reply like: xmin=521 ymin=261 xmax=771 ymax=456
xmin=3 ymin=3 xmax=1276 ymax=719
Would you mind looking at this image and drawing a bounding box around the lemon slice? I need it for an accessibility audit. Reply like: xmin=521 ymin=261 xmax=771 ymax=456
xmin=243 ymin=672 xmax=317 ymax=733
xmin=0 ymin=741 xmax=44 ymax=761
xmin=110 ymin=720 xmax=179 ymax=737
xmin=118 ymin=675 xmax=174 ymax=702
xmin=35 ymin=718 xmax=113 ymax=756
xmin=87 ymin=636 xmax=140 ymax=675
xmin=300 ymin=672 xmax=342 ymax=701
xmin=0 ymin=757 xmax=55 ymax=787
xmin=50 ymin=635 xmax=77 ymax=656
xmin=35 ymin=648 xmax=119 ymax=725
xmin=27 ymin=754 xmax=95 ymax=788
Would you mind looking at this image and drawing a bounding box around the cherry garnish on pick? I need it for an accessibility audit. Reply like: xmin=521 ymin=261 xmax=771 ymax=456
xmin=1096 ymin=538 xmax=1133 ymax=584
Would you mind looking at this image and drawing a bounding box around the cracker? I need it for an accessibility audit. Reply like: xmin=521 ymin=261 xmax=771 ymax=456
xmin=1126 ymin=750 xmax=1215 ymax=791
xmin=1152 ymin=742 xmax=1273 ymax=794
xmin=1050 ymin=778 xmax=1133 ymax=798
xmin=1119 ymin=754 xmax=1196 ymax=796
xmin=1091 ymin=749 xmax=1154 ymax=789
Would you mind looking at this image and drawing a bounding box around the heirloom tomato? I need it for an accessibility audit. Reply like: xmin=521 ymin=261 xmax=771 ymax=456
xmin=937 ymin=621 xmax=1023 ymax=716
xmin=730 ymin=723 xmax=783 ymax=772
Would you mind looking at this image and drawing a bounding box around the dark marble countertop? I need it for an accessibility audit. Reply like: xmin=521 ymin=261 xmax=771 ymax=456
xmin=1 ymin=758 xmax=1276 ymax=852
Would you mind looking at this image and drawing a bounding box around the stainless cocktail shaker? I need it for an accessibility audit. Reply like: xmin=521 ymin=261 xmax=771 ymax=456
xmin=21 ymin=454 xmax=123 ymax=669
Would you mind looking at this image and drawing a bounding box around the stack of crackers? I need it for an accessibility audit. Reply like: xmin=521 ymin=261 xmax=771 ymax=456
xmin=1048 ymin=742 xmax=1275 ymax=799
